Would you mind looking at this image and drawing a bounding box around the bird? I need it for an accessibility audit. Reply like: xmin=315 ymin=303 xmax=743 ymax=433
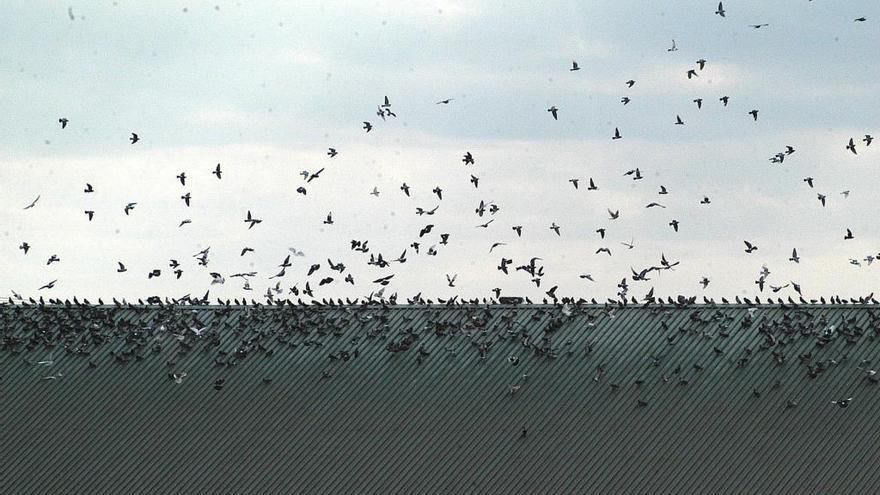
xmin=323 ymin=212 xmax=333 ymax=225
xmin=720 ymin=96 xmax=730 ymax=106
xmin=580 ymin=274 xmax=595 ymax=282
xmin=38 ymin=280 xmax=57 ymax=290
xmin=789 ymin=248 xmax=800 ymax=263
xmin=612 ymin=127 xmax=622 ymax=140
xmin=381 ymin=95 xmax=391 ymax=108
xmin=596 ymin=228 xmax=606 ymax=239
xmin=675 ymin=115 xmax=685 ymax=125
xmin=462 ymin=151 xmax=474 ymax=165
xmin=687 ymin=69 xmax=698 ymax=79
xmin=569 ymin=178 xmax=579 ymax=189
xmin=176 ymin=172 xmax=187 ymax=185
xmin=817 ymin=194 xmax=826 ymax=207
xmin=363 ymin=121 xmax=372 ymax=132
xmin=512 ymin=226 xmax=523 ymax=237
xmin=370 ymin=186 xmax=380 ymax=197
xmin=213 ymin=163 xmax=223 ymax=179
xmin=831 ymin=397 xmax=852 ymax=408
xmin=470 ymin=175 xmax=479 ymax=188
xmin=327 ymin=148 xmax=338 ymax=157
xmin=84 ymin=183 xmax=94 ymax=193
xmin=124 ymin=202 xmax=137 ymax=215
xmin=669 ymin=220 xmax=679 ymax=232
xmin=432 ymin=186 xmax=443 ymax=200
xmin=803 ymin=177 xmax=814 ymax=188
xmin=750 ymin=24 xmax=769 ymax=29
xmin=625 ymin=80 xmax=636 ymax=88
xmin=244 ymin=210 xmax=262 ymax=229
xmin=240 ymin=247 xmax=254 ymax=256
xmin=846 ymin=138 xmax=857 ymax=155
xmin=46 ymin=254 xmax=60 ymax=265
xmin=23 ymin=195 xmax=40 ymax=210
xmin=667 ymin=39 xmax=678 ymax=52
xmin=659 ymin=185 xmax=668 ymax=194
xmin=84 ymin=210 xmax=94 ymax=221
xmin=864 ymin=135 xmax=873 ymax=146
xmin=696 ymin=59 xmax=707 ymax=70
xmin=596 ymin=247 xmax=612 ymax=256
xmin=844 ymin=228 xmax=853 ymax=240
xmin=19 ymin=242 xmax=30 ymax=254
xmin=854 ymin=17 xmax=867 ymax=22
xmin=785 ymin=145 xmax=795 ymax=155
xmin=608 ymin=209 xmax=620 ymax=220
xmin=210 ymin=272 xmax=225 ymax=284
xmin=570 ymin=61 xmax=580 ymax=71
xmin=129 ymin=133 xmax=139 ymax=144
xmin=59 ymin=117 xmax=69 ymax=129
xmin=749 ymin=109 xmax=759 ymax=121
xmin=587 ymin=178 xmax=598 ymax=190
xmin=179 ymin=219 xmax=191 ymax=227
xmin=700 ymin=277 xmax=710 ymax=289
xmin=700 ymin=196 xmax=711 ymax=205
xmin=117 ymin=262 xmax=127 ymax=273
xmin=646 ymin=202 xmax=666 ymax=208
xmin=620 ymin=97 xmax=630 ymax=105
xmin=744 ymin=241 xmax=758 ymax=253
xmin=548 ymin=106 xmax=559 ymax=120
xmin=694 ymin=98 xmax=703 ymax=109
xmin=715 ymin=2 xmax=725 ymax=17
xmin=446 ymin=274 xmax=457 ymax=287
xmin=840 ymin=190 xmax=850 ymax=198
xmin=550 ymin=223 xmax=561 ymax=236
xmin=436 ymin=98 xmax=454 ymax=104
xmin=181 ymin=192 xmax=191 ymax=207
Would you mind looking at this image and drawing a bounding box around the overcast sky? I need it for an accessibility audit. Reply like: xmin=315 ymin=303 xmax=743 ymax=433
xmin=1 ymin=0 xmax=878 ymax=303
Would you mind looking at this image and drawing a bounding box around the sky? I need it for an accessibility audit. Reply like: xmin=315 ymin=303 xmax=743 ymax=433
xmin=1 ymin=0 xmax=878 ymax=303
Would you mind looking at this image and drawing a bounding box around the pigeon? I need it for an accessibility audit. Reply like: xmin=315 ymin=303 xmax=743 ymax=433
xmin=818 ymin=193 xmax=826 ymax=207
xmin=363 ymin=122 xmax=372 ymax=132
xmin=323 ymin=212 xmax=333 ymax=225
xmin=84 ymin=183 xmax=94 ymax=193
xmin=569 ymin=178 xmax=579 ymax=189
xmin=181 ymin=192 xmax=191 ymax=207
xmin=620 ymin=97 xmax=630 ymax=105
xmin=846 ymin=138 xmax=857 ymax=155
xmin=749 ymin=109 xmax=759 ymax=121
xmin=213 ymin=163 xmax=223 ymax=179
xmin=446 ymin=274 xmax=457 ymax=287
xmin=789 ymin=248 xmax=800 ymax=263
xmin=715 ymin=2 xmax=725 ymax=17
xmin=124 ymin=202 xmax=137 ymax=215
xmin=59 ymin=117 xmax=69 ymax=128
xmin=608 ymin=209 xmax=620 ymax=220
xmin=38 ymin=280 xmax=57 ymax=290
xmin=696 ymin=59 xmax=707 ymax=70
xmin=19 ymin=242 xmax=30 ymax=254
xmin=667 ymin=39 xmax=678 ymax=52
xmin=750 ymin=24 xmax=769 ymax=29
xmin=694 ymin=98 xmax=703 ymax=109
xmin=570 ymin=61 xmax=580 ymax=71
xmin=720 ymin=96 xmax=730 ymax=106
xmin=84 ymin=210 xmax=94 ymax=221
xmin=462 ymin=151 xmax=474 ymax=165
xmin=675 ymin=115 xmax=685 ymax=125
xmin=854 ymin=17 xmax=867 ymax=22
xmin=669 ymin=220 xmax=679 ymax=232
xmin=659 ymin=185 xmax=668 ymax=194
xmin=436 ymin=98 xmax=454 ymax=104
xmin=400 ymin=183 xmax=411 ymax=196
xmin=864 ymin=135 xmax=873 ymax=146
xmin=381 ymin=95 xmax=391 ymax=108
xmin=744 ymin=240 xmax=758 ymax=253
xmin=625 ymin=79 xmax=636 ymax=88
xmin=548 ymin=106 xmax=559 ymax=120
xmin=117 ymin=262 xmax=127 ymax=273
xmin=177 ymin=172 xmax=187 ymax=185
xmin=550 ymin=223 xmax=561 ymax=236
xmin=687 ymin=69 xmax=698 ymax=79
xmin=129 ymin=133 xmax=139 ymax=144
xmin=844 ymin=228 xmax=853 ymax=240
xmin=587 ymin=178 xmax=598 ymax=190
xmin=327 ymin=148 xmax=338 ymax=157
xmin=244 ymin=210 xmax=262 ymax=229
xmin=804 ymin=177 xmax=814 ymax=188
xmin=23 ymin=195 xmax=40 ymax=210
xmin=700 ymin=277 xmax=710 ymax=289
xmin=612 ymin=127 xmax=622 ymax=140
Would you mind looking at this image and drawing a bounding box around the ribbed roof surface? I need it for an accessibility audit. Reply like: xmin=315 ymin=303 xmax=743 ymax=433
xmin=3 ymin=302 xmax=880 ymax=494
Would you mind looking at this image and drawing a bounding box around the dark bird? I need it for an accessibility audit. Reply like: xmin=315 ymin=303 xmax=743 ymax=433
xmin=436 ymin=98 xmax=454 ymax=104
xmin=570 ymin=61 xmax=580 ymax=71
xmin=550 ymin=223 xmax=561 ymax=236
xmin=667 ymin=39 xmax=678 ymax=52
xmin=696 ymin=59 xmax=707 ymax=70
xmin=687 ymin=69 xmax=698 ymax=79
xmin=84 ymin=210 xmax=94 ymax=221
xmin=19 ymin=242 xmax=30 ymax=254
xmin=307 ymin=167 xmax=324 ymax=183
xmin=148 ymin=269 xmax=161 ymax=279
xmin=789 ymin=248 xmax=800 ymax=263
xmin=669 ymin=219 xmax=679 ymax=232
xmin=489 ymin=242 xmax=506 ymax=253
xmin=373 ymin=274 xmax=394 ymax=286
xmin=23 ymin=195 xmax=40 ymax=210
xmin=419 ymin=224 xmax=434 ymax=237
xmin=720 ymin=96 xmax=730 ymax=106
xmin=363 ymin=121 xmax=372 ymax=132
xmin=569 ymin=178 xmax=579 ymax=189
xmin=84 ymin=183 xmax=94 ymax=193
xmin=117 ymin=262 xmax=127 ymax=273
xmin=446 ymin=273 xmax=457 ymax=287
xmin=244 ymin=210 xmax=262 ymax=229
xmin=864 ymin=135 xmax=873 ymax=146
xmin=846 ymin=138 xmax=857 ymax=155
xmin=596 ymin=247 xmax=612 ymax=256
xmin=854 ymin=17 xmax=867 ymax=22
xmin=512 ymin=225 xmax=523 ymax=237
xmin=381 ymin=95 xmax=391 ymax=108
xmin=700 ymin=196 xmax=711 ymax=204
xmin=612 ymin=127 xmax=622 ymax=140
xmin=470 ymin=175 xmax=479 ymax=188
xmin=844 ymin=228 xmax=853 ymax=240
xmin=675 ymin=115 xmax=685 ymax=125
xmin=715 ymin=2 xmax=725 ymax=17
xmin=621 ymin=97 xmax=631 ymax=105
xmin=327 ymin=147 xmax=338 ymax=157
xmin=38 ymin=280 xmax=57 ymax=290
xmin=181 ymin=192 xmax=191 ymax=206
xmin=59 ymin=117 xmax=69 ymax=129
xmin=694 ymin=98 xmax=703 ymax=109
xmin=831 ymin=397 xmax=852 ymax=408
xmin=659 ymin=185 xmax=668 ymax=194
xmin=177 ymin=172 xmax=187 ymax=185
xmin=129 ymin=133 xmax=139 ymax=144
xmin=462 ymin=151 xmax=474 ymax=165
xmin=400 ymin=183 xmax=411 ymax=196
xmin=817 ymin=194 xmax=826 ymax=207
xmin=587 ymin=178 xmax=598 ymax=190
xmin=240 ymin=247 xmax=254 ymax=256
xmin=700 ymin=277 xmax=710 ymax=289
xmin=596 ymin=228 xmax=606 ymax=239
xmin=785 ymin=145 xmax=795 ymax=155
xmin=744 ymin=240 xmax=758 ymax=253
xmin=124 ymin=202 xmax=137 ymax=215
xmin=432 ymin=186 xmax=443 ymax=200
xmin=624 ymin=79 xmax=636 ymax=88
xmin=548 ymin=106 xmax=559 ymax=120
xmin=47 ymin=254 xmax=60 ymax=265
xmin=750 ymin=24 xmax=769 ymax=29
xmin=646 ymin=202 xmax=666 ymax=208
xmin=213 ymin=163 xmax=222 ymax=179
xmin=608 ymin=209 xmax=620 ymax=220
xmin=749 ymin=109 xmax=759 ymax=121
xmin=803 ymin=177 xmax=814 ymax=188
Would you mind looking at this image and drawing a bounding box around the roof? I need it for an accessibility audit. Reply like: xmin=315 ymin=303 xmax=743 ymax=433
xmin=3 ymin=302 xmax=880 ymax=494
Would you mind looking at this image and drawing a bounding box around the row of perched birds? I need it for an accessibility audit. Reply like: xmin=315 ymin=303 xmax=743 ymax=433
xmin=9 ymin=3 xmax=876 ymax=303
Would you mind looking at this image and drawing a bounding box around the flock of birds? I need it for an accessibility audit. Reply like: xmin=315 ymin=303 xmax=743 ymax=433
xmin=7 ymin=3 xmax=877 ymax=306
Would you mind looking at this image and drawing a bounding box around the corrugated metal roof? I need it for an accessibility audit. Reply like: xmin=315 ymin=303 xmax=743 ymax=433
xmin=3 ymin=303 xmax=880 ymax=494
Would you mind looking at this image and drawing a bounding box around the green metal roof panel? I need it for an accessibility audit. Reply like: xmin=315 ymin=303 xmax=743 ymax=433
xmin=3 ymin=303 xmax=880 ymax=494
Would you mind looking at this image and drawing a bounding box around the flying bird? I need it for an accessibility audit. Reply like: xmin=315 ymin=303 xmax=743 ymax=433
xmin=23 ymin=195 xmax=40 ymax=210
xmin=845 ymin=228 xmax=854 ymax=240
xmin=244 ymin=210 xmax=262 ymax=229
xmin=744 ymin=240 xmax=758 ymax=253
xmin=720 ymin=96 xmax=730 ymax=106
xmin=84 ymin=183 xmax=94 ymax=193
xmin=667 ymin=39 xmax=678 ymax=52
xmin=19 ymin=242 xmax=30 ymax=254
xmin=462 ymin=151 xmax=474 ymax=165
xmin=612 ymin=127 xmax=622 ymax=140
xmin=675 ymin=115 xmax=685 ymax=125
xmin=129 ymin=133 xmax=139 ymax=144
xmin=124 ymin=202 xmax=137 ymax=215
xmin=327 ymin=148 xmax=338 ymax=157
xmin=570 ymin=61 xmax=580 ymax=71
xmin=715 ymin=2 xmax=725 ymax=17
xmin=846 ymin=138 xmax=857 ymax=155
xmin=59 ymin=117 xmax=68 ymax=128
xmin=817 ymin=194 xmax=826 ymax=207
xmin=213 ymin=163 xmax=222 ymax=179
xmin=864 ymin=135 xmax=873 ymax=146
xmin=749 ymin=109 xmax=759 ymax=121
xmin=177 ymin=172 xmax=187 ymax=185
xmin=446 ymin=274 xmax=457 ymax=287
xmin=84 ymin=210 xmax=94 ymax=221
xmin=363 ymin=121 xmax=372 ymax=132
xmin=547 ymin=106 xmax=559 ymax=120
xmin=436 ymin=98 xmax=454 ymax=104
xmin=38 ymin=280 xmax=57 ymax=290
xmin=117 ymin=262 xmax=127 ymax=273
xmin=620 ymin=97 xmax=631 ymax=105
xmin=696 ymin=59 xmax=707 ymax=70
xmin=789 ymin=249 xmax=800 ymax=263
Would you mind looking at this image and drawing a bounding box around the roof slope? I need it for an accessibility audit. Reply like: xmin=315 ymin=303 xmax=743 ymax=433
xmin=3 ymin=303 xmax=880 ymax=494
